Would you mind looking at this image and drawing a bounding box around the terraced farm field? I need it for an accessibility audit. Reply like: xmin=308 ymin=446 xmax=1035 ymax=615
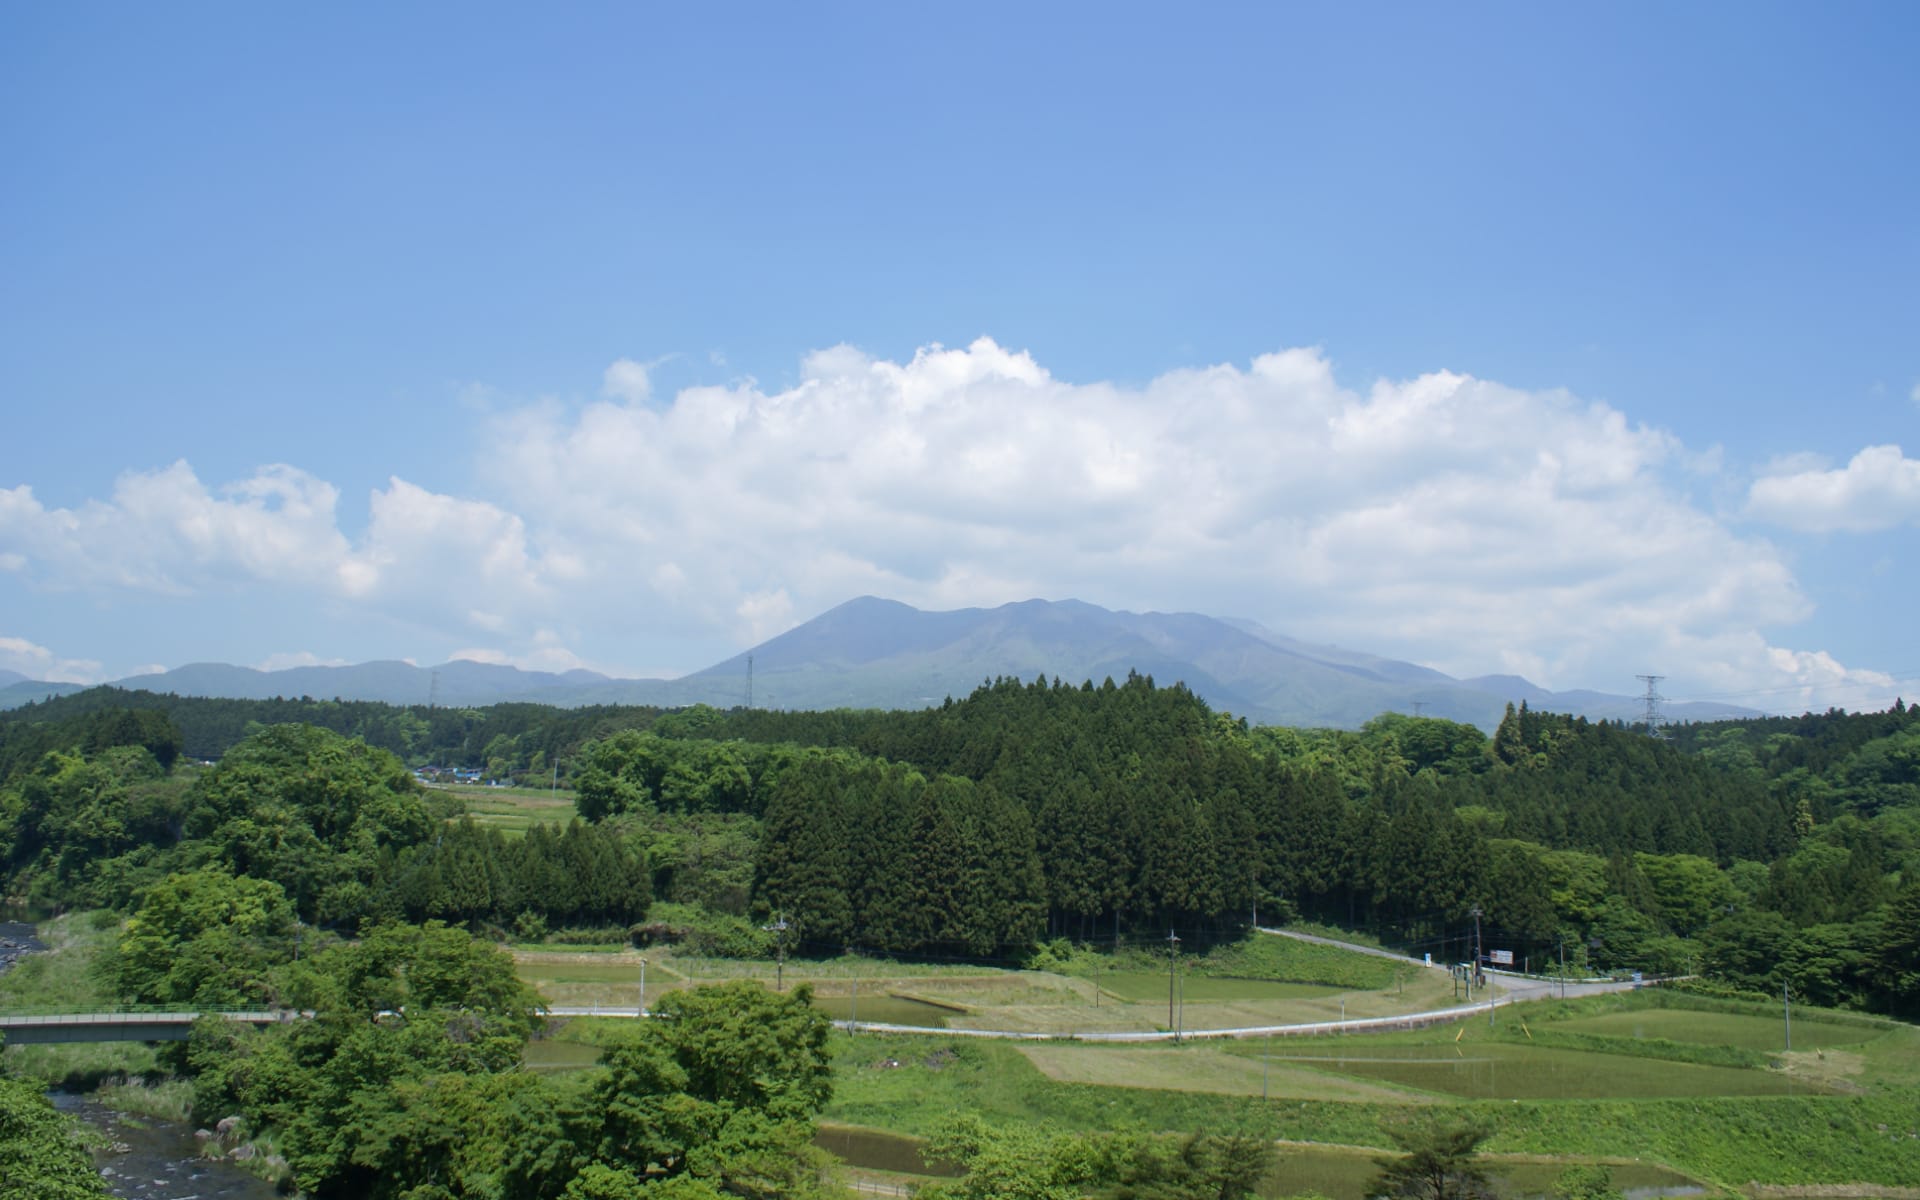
xmin=1241 ymin=1039 xmax=1820 ymax=1099
xmin=439 ymin=784 xmax=579 ymax=834
xmin=1552 ymin=1007 xmax=1875 ymax=1051
xmin=516 ymin=932 xmax=1920 ymax=1198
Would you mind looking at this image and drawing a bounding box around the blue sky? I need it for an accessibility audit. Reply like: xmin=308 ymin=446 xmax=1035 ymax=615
xmin=2 ymin=3 xmax=1915 ymax=713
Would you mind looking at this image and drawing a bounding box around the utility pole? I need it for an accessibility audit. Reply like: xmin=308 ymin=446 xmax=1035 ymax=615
xmin=1469 ymin=906 xmax=1484 ymax=994
xmin=1166 ymin=930 xmax=1182 ymax=1039
xmin=638 ymin=956 xmax=647 ymax=1016
xmin=1783 ymin=981 xmax=1792 ymax=1052
xmin=764 ymin=913 xmax=790 ymax=990
xmin=1558 ymin=937 xmax=1566 ymax=1000
xmin=746 ymin=654 xmax=754 ymax=710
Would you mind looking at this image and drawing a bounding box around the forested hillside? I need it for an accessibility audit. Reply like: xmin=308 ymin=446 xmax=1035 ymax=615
xmin=5 ymin=679 xmax=1916 ymax=1017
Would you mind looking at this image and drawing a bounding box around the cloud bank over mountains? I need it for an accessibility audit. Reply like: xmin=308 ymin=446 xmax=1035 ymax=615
xmin=0 ymin=340 xmax=1904 ymax=711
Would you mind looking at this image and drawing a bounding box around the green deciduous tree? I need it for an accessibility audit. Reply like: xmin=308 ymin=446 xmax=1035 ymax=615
xmin=116 ymin=866 xmax=296 ymax=1006
xmin=0 ymin=1074 xmax=111 ymax=1199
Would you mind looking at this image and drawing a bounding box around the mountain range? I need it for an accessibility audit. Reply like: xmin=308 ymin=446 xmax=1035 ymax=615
xmin=0 ymin=597 xmax=1760 ymax=730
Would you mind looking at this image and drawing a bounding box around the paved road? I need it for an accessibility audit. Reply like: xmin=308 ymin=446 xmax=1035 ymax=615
xmin=11 ymin=930 xmax=1649 ymax=1047
xmin=546 ymin=933 xmax=1653 ymax=1044
xmin=1254 ymin=925 xmax=1648 ymax=1002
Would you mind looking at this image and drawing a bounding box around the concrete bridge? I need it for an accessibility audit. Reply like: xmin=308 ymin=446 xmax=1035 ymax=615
xmin=0 ymin=1009 xmax=290 ymax=1044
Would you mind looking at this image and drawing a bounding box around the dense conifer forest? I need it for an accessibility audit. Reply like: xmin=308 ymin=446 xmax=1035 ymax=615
xmin=5 ymin=677 xmax=1916 ymax=1016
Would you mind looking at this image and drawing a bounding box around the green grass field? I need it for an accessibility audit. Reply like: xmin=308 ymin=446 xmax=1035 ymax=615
xmin=1553 ymin=1007 xmax=1874 ymax=1051
xmin=820 ymin=988 xmax=1920 ymax=1195
xmin=516 ymin=934 xmax=1920 ymax=1194
xmin=0 ymin=912 xmax=167 ymax=1088
xmin=1098 ymin=972 xmax=1349 ymax=1004
xmin=1244 ymin=1040 xmax=1817 ymax=1100
xmin=515 ymin=951 xmax=1457 ymax=1037
xmin=438 ymin=784 xmax=580 ymax=834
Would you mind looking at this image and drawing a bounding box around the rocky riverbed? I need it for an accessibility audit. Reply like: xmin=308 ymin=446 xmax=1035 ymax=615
xmin=4 ymin=919 xmax=281 ymax=1199
xmin=51 ymin=1092 xmax=283 ymax=1200
xmin=0 ymin=918 xmax=46 ymax=974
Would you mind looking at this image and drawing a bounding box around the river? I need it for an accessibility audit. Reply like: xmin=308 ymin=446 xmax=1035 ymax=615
xmin=3 ymin=920 xmax=281 ymax=1199
xmin=50 ymin=1092 xmax=284 ymax=1200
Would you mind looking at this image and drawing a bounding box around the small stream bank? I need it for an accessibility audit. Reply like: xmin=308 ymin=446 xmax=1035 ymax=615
xmin=3 ymin=918 xmax=282 ymax=1199
xmin=51 ymin=1092 xmax=284 ymax=1200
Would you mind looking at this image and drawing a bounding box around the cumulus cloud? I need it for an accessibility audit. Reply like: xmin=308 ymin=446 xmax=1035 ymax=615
xmin=482 ymin=338 xmax=1841 ymax=697
xmin=450 ymin=629 xmax=599 ymax=675
xmin=254 ymin=651 xmax=350 ymax=672
xmin=0 ymin=635 xmax=102 ymax=683
xmin=0 ymin=462 xmax=352 ymax=594
xmin=344 ymin=478 xmax=553 ymax=617
xmin=1746 ymin=444 xmax=1920 ymax=532
xmin=0 ymin=339 xmax=1903 ymax=706
xmin=0 ymin=463 xmax=558 ymax=638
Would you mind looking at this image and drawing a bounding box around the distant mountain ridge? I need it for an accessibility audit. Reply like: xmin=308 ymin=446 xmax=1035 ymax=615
xmin=0 ymin=597 xmax=1762 ymax=730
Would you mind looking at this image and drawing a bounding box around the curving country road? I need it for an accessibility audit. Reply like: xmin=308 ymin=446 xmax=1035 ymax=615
xmin=547 ymin=927 xmax=1653 ymax=1043
xmin=6 ymin=929 xmax=1652 ymax=1046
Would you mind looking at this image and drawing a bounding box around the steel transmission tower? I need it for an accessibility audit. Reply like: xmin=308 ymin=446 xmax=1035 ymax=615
xmin=1636 ymin=674 xmax=1668 ymax=739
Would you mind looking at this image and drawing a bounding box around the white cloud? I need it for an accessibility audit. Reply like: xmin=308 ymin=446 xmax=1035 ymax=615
xmin=0 ymin=635 xmax=103 ymax=683
xmin=481 ymin=338 xmax=1841 ymax=699
xmin=343 ymin=478 xmax=551 ymax=619
xmin=2 ymin=339 xmax=1904 ymax=705
xmin=0 ymin=462 xmax=351 ymax=594
xmin=451 ymin=629 xmax=598 ymax=675
xmin=736 ymin=589 xmax=796 ymax=644
xmin=1911 ymin=381 xmax=1920 ymax=407
xmin=603 ymin=358 xmax=652 ymax=404
xmin=1746 ymin=444 xmax=1920 ymax=532
xmin=254 ymin=651 xmax=350 ymax=672
xmin=0 ymin=464 xmax=557 ymax=639
xmin=125 ymin=663 xmax=169 ymax=677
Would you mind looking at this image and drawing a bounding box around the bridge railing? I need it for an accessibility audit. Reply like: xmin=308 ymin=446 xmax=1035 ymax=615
xmin=0 ymin=1006 xmax=285 ymax=1023
xmin=0 ymin=1004 xmax=276 ymax=1015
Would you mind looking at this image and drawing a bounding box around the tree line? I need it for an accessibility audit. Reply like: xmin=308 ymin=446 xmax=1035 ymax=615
xmin=6 ymin=676 xmax=1917 ymax=1014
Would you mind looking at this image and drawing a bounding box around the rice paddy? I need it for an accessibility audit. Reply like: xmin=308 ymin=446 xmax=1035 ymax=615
xmin=1234 ymin=1039 xmax=1821 ymax=1100
xmin=508 ymin=933 xmax=1920 ymax=1196
xmin=1550 ymin=1007 xmax=1874 ymax=1052
xmin=438 ymin=784 xmax=580 ymax=835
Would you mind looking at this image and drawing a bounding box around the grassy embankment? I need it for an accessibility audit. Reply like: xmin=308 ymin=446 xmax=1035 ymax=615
xmin=0 ymin=910 xmax=194 ymax=1120
xmin=518 ymin=927 xmax=1457 ymax=1037
xmin=433 ymin=783 xmax=579 ymax=835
